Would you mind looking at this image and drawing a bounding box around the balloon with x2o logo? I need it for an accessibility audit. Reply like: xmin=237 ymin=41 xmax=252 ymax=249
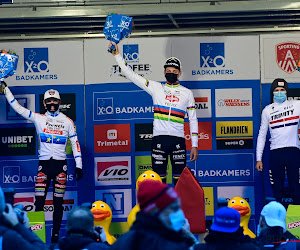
xmin=0 ymin=50 xmax=19 ymax=82
xmin=103 ymin=14 xmax=133 ymax=53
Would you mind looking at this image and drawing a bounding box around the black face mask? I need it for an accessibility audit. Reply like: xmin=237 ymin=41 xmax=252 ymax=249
xmin=46 ymin=103 xmax=59 ymax=113
xmin=165 ymin=73 xmax=178 ymax=84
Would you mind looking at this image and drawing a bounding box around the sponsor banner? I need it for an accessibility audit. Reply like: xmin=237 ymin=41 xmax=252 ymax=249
xmin=216 ymin=121 xmax=253 ymax=150
xmin=39 ymin=93 xmax=76 ymax=121
xmin=0 ymin=94 xmax=35 ymax=124
xmin=203 ymin=187 xmax=214 ymax=216
xmin=217 ymin=138 xmax=253 ymax=150
xmin=95 ymin=189 xmax=132 ymax=219
xmin=184 ymin=122 xmax=212 ymax=151
xmin=1 ymin=159 xmax=76 ymax=188
xmin=191 ymin=89 xmax=212 ymax=118
xmin=0 ymin=41 xmax=84 ymax=86
xmin=217 ymin=186 xmax=255 ymax=215
xmin=288 ymin=89 xmax=300 ymax=139
xmin=260 ymin=34 xmax=300 ymax=83
xmin=84 ymin=38 xmax=170 ymax=84
xmin=288 ymin=220 xmax=300 ymax=230
xmin=135 ymin=123 xmax=153 ymax=151
xmin=30 ymin=223 xmax=43 ymax=232
xmin=288 ymin=88 xmax=300 ymax=101
xmin=171 ymin=36 xmax=259 ymax=81
xmin=286 ymin=205 xmax=300 ymax=237
xmin=188 ymin=153 xmax=254 ymax=183
xmin=215 ymin=88 xmax=253 ymax=117
xmin=94 ymin=156 xmax=132 ymax=186
xmin=0 ymin=127 xmax=36 ymax=156
xmin=216 ymin=121 xmax=253 ymax=137
xmin=93 ymin=91 xmax=153 ymax=121
xmin=216 ymin=121 xmax=253 ymax=149
xmin=94 ymin=124 xmax=131 ymax=153
xmin=135 ymin=155 xmax=172 ymax=184
xmin=14 ymin=191 xmax=78 ymax=220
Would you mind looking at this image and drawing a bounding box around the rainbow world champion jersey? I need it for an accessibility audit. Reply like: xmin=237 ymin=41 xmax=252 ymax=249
xmin=115 ymin=54 xmax=199 ymax=148
xmin=256 ymin=99 xmax=300 ymax=161
xmin=4 ymin=87 xmax=82 ymax=169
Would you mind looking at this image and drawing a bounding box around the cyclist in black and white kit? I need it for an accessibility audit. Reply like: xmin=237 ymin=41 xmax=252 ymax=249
xmin=256 ymin=78 xmax=300 ymax=205
xmin=109 ymin=42 xmax=199 ymax=185
xmin=1 ymin=82 xmax=83 ymax=242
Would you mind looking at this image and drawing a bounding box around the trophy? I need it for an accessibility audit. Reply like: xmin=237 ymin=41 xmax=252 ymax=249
xmin=0 ymin=50 xmax=19 ymax=91
xmin=103 ymin=14 xmax=133 ymax=53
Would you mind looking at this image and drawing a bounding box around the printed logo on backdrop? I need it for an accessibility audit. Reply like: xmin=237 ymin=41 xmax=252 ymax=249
xmin=3 ymin=166 xmax=20 ymax=184
xmin=216 ymin=121 xmax=253 ymax=150
xmin=203 ymin=187 xmax=214 ymax=216
xmin=15 ymin=48 xmax=58 ymax=81
xmin=191 ymin=153 xmax=254 ymax=183
xmin=217 ymin=186 xmax=255 ymax=215
xmin=184 ymin=122 xmax=212 ymax=150
xmin=111 ymin=44 xmax=152 ymax=78
xmin=276 ymin=42 xmax=300 ymax=74
xmin=135 ymin=123 xmax=153 ymax=151
xmin=0 ymin=94 xmax=35 ymax=124
xmin=94 ymin=124 xmax=131 ymax=153
xmin=14 ymin=191 xmax=77 ymax=220
xmin=93 ymin=91 xmax=154 ymax=121
xmin=39 ymin=93 xmax=76 ymax=121
xmin=1 ymin=159 xmax=76 ymax=188
xmin=95 ymin=189 xmax=132 ymax=219
xmin=191 ymin=89 xmax=212 ymax=118
xmin=192 ymin=43 xmax=234 ymax=76
xmin=94 ymin=156 xmax=131 ymax=186
xmin=123 ymin=44 xmax=139 ymax=63
xmin=0 ymin=127 xmax=36 ymax=156
xmin=215 ymin=88 xmax=252 ymax=117
xmin=287 ymin=88 xmax=300 ymax=140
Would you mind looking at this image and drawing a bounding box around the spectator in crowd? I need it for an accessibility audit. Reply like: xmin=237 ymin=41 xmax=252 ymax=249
xmin=50 ymin=206 xmax=110 ymax=250
xmin=256 ymin=201 xmax=300 ymax=249
xmin=111 ymin=180 xmax=197 ymax=249
xmin=194 ymin=206 xmax=259 ymax=250
xmin=0 ymin=187 xmax=47 ymax=250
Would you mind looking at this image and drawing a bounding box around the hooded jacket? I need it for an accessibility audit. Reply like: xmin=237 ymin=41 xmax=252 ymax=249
xmin=194 ymin=228 xmax=260 ymax=250
xmin=51 ymin=229 xmax=110 ymax=250
xmin=256 ymin=226 xmax=299 ymax=249
xmin=0 ymin=223 xmax=47 ymax=250
xmin=111 ymin=211 xmax=195 ymax=250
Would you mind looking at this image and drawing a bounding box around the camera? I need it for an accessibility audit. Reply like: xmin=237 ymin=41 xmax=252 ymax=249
xmin=3 ymin=188 xmax=25 ymax=225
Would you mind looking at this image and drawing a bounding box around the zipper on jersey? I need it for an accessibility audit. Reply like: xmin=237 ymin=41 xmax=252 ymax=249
xmin=51 ymin=113 xmax=54 ymax=157
xmin=168 ymin=84 xmax=173 ymax=121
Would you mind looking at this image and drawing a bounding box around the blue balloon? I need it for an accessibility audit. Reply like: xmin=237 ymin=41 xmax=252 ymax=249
xmin=103 ymin=14 xmax=133 ymax=52
xmin=0 ymin=52 xmax=19 ymax=81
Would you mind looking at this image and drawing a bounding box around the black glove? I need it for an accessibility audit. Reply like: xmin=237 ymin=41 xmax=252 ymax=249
xmin=75 ymin=167 xmax=83 ymax=181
